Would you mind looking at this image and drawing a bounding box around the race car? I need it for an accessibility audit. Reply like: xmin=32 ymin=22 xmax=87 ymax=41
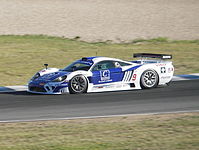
xmin=28 ymin=53 xmax=174 ymax=94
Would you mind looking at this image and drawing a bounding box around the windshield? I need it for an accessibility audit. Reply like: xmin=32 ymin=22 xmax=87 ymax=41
xmin=62 ymin=61 xmax=92 ymax=72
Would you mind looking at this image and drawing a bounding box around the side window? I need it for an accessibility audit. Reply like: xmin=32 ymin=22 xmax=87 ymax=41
xmin=118 ymin=61 xmax=132 ymax=66
xmin=92 ymin=61 xmax=115 ymax=71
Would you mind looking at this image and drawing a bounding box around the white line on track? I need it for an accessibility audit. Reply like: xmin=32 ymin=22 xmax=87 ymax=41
xmin=0 ymin=110 xmax=199 ymax=123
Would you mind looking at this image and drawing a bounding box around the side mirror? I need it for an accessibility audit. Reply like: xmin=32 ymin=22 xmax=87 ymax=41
xmin=44 ymin=64 xmax=48 ymax=69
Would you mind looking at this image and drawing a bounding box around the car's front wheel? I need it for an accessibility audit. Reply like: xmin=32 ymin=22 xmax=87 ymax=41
xmin=140 ymin=69 xmax=159 ymax=89
xmin=69 ymin=75 xmax=88 ymax=94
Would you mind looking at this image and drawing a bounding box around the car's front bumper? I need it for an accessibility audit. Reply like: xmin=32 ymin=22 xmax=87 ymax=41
xmin=28 ymin=81 xmax=69 ymax=94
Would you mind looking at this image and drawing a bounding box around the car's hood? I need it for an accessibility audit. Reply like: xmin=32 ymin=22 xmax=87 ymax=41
xmin=34 ymin=71 xmax=71 ymax=82
xmin=42 ymin=71 xmax=70 ymax=80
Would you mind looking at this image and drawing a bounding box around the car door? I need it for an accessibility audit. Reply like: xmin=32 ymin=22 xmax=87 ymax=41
xmin=91 ymin=60 xmax=123 ymax=85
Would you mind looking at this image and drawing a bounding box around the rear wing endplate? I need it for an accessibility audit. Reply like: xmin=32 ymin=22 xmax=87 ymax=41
xmin=133 ymin=53 xmax=172 ymax=59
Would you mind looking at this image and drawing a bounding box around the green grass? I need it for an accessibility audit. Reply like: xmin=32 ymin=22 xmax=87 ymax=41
xmin=0 ymin=35 xmax=199 ymax=86
xmin=132 ymin=37 xmax=170 ymax=43
xmin=0 ymin=113 xmax=198 ymax=150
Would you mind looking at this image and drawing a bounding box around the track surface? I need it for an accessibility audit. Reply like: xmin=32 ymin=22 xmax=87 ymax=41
xmin=0 ymin=80 xmax=199 ymax=122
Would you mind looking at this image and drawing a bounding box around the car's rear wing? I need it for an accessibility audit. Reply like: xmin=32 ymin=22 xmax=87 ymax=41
xmin=133 ymin=53 xmax=172 ymax=59
xmin=132 ymin=53 xmax=172 ymax=64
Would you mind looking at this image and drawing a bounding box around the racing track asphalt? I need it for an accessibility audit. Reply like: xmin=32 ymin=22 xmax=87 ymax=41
xmin=0 ymin=80 xmax=199 ymax=122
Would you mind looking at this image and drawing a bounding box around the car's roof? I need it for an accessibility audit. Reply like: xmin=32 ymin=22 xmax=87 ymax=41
xmin=81 ymin=56 xmax=128 ymax=64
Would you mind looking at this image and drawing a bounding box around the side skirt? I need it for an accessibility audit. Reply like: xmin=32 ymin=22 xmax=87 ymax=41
xmin=87 ymin=82 xmax=141 ymax=93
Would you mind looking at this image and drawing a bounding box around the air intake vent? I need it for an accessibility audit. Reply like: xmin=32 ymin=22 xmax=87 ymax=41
xmin=130 ymin=83 xmax=135 ymax=87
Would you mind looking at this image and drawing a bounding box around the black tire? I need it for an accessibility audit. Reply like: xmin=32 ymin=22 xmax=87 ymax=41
xmin=140 ymin=69 xmax=159 ymax=89
xmin=68 ymin=75 xmax=88 ymax=94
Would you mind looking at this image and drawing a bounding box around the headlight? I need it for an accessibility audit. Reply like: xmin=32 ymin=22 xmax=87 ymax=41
xmin=52 ymin=75 xmax=67 ymax=82
xmin=31 ymin=73 xmax=40 ymax=80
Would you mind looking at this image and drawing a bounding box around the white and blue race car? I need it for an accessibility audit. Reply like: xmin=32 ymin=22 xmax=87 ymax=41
xmin=28 ymin=53 xmax=174 ymax=94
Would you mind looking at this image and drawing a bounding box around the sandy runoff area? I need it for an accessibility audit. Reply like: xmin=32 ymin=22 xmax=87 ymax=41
xmin=0 ymin=0 xmax=199 ymax=42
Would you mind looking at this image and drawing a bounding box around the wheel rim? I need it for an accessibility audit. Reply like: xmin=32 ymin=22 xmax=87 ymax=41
xmin=71 ymin=76 xmax=86 ymax=92
xmin=142 ymin=70 xmax=157 ymax=88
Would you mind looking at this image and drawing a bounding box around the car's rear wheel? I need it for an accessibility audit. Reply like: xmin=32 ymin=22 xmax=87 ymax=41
xmin=69 ymin=75 xmax=88 ymax=94
xmin=140 ymin=69 xmax=159 ymax=89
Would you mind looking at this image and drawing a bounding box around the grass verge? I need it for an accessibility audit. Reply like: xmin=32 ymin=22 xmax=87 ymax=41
xmin=0 ymin=113 xmax=198 ymax=150
xmin=0 ymin=35 xmax=199 ymax=86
